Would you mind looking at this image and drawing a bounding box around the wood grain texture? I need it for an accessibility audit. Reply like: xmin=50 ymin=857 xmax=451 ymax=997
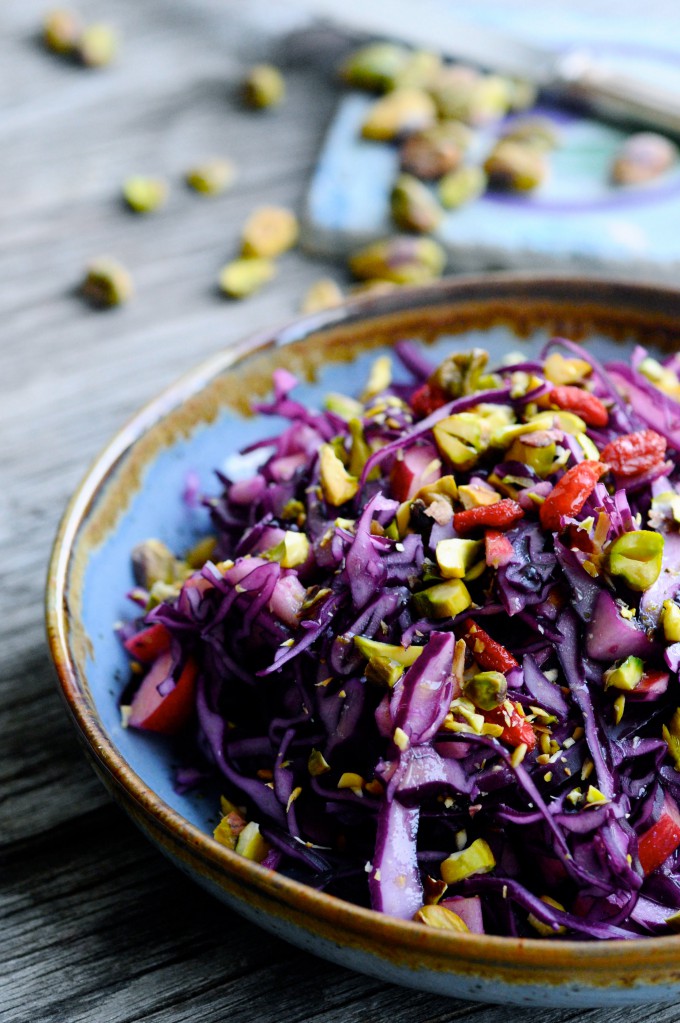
xmin=1 ymin=1 xmax=678 ymax=1021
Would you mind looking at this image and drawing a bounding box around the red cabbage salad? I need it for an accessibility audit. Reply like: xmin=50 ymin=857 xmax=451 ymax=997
xmin=119 ymin=336 xmax=680 ymax=940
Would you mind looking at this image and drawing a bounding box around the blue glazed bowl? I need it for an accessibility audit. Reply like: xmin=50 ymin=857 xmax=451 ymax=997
xmin=46 ymin=274 xmax=680 ymax=1007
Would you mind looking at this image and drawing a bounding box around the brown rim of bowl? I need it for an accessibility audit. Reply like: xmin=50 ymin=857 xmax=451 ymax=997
xmin=46 ymin=273 xmax=680 ymax=978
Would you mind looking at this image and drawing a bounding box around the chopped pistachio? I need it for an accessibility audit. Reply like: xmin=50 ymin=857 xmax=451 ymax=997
xmin=360 ymin=87 xmax=436 ymax=141
xmin=348 ymin=236 xmax=446 ymax=284
xmin=307 ymin=749 xmax=330 ymax=776
xmin=263 ymin=531 xmax=310 ymax=568
xmin=218 ymin=257 xmax=276 ymax=299
xmin=185 ymin=536 xmax=217 ymax=569
xmin=484 ymin=140 xmax=548 ymax=191
xmin=82 ymin=256 xmax=133 ymax=308
xmin=440 ymin=838 xmax=495 ymax=884
xmin=339 ymin=42 xmax=411 ymax=91
xmin=365 ymin=655 xmax=405 ymax=688
xmin=438 ymin=165 xmax=487 ymax=209
xmin=411 ymin=578 xmax=472 ymax=619
xmin=354 ymin=635 xmax=422 ymax=667
xmin=463 ymin=670 xmax=507 ymax=712
xmin=436 ymin=538 xmax=483 ymax=579
xmin=235 ymin=820 xmax=271 ymax=862
xmin=242 ymin=63 xmax=285 ymax=109
xmin=390 ymin=173 xmax=443 ymax=233
xmin=361 ymin=355 xmax=392 ymax=400
xmin=608 ymin=530 xmax=664 ymax=591
xmin=413 ymin=904 xmax=469 ymax=931
xmin=662 ymin=708 xmax=680 ymax=769
xmin=301 ymin=277 xmax=344 ymax=314
xmin=123 ymin=175 xmax=169 ymax=214
xmin=500 ymin=116 xmax=560 ymax=151
xmin=43 ymin=8 xmax=81 ymax=54
xmin=213 ymin=806 xmax=247 ymax=850
xmin=400 ymin=123 xmax=467 ymax=180
xmin=527 ymin=896 xmax=567 ymax=936
xmin=392 ymin=50 xmax=442 ymax=91
xmin=76 ymin=23 xmax=118 ymax=67
xmin=603 ymin=655 xmax=644 ymax=691
xmin=458 ymin=483 xmax=501 ymax=509
xmin=241 ymin=206 xmax=298 ymax=259
xmin=543 ymin=352 xmax=592 ymax=385
xmin=319 ymin=444 xmax=359 ymax=506
xmin=662 ymin=600 xmax=680 ymax=642
xmin=393 ymin=727 xmax=410 ymax=752
xmin=185 ymin=158 xmax=236 ymax=196
xmin=507 ymin=435 xmax=556 ymax=478
xmin=585 ymin=785 xmax=609 ymax=806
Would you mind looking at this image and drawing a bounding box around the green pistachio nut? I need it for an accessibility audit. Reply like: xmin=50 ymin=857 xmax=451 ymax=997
xmin=82 ymin=256 xmax=133 ymax=308
xmin=440 ymin=838 xmax=496 ymax=883
xmin=218 ymin=258 xmax=276 ymax=299
xmin=76 ymin=23 xmax=118 ymax=67
xmin=413 ymin=905 xmax=469 ymax=931
xmin=390 ymin=173 xmax=443 ymax=233
xmin=506 ymin=78 xmax=539 ymax=112
xmin=360 ymin=88 xmax=436 ymax=142
xmin=507 ymin=436 xmax=557 ymax=478
xmin=432 ymin=348 xmax=492 ymax=398
xmin=339 ymin=42 xmax=411 ymax=91
xmin=463 ymin=670 xmax=508 ymax=711
xmin=43 ymin=8 xmax=81 ymax=54
xmin=365 ymin=655 xmax=405 ymax=688
xmin=611 ymin=132 xmax=677 ymax=186
xmin=264 ymin=531 xmax=309 ymax=568
xmin=663 ymin=708 xmax=680 ymax=769
xmin=438 ymin=165 xmax=487 ymax=209
xmin=301 ymin=278 xmax=344 ymax=314
xmin=399 ymin=123 xmax=466 ymax=180
xmin=307 ymin=748 xmax=331 ymax=776
xmin=185 ymin=158 xmax=236 ymax=196
xmin=242 ymin=64 xmax=285 ymax=109
xmin=323 ymin=392 xmax=364 ymax=421
xmin=484 ymin=140 xmax=548 ymax=191
xmin=131 ymin=538 xmax=178 ymax=589
xmin=392 ymin=50 xmax=442 ymax=91
xmin=319 ymin=444 xmax=359 ymax=505
xmin=608 ymin=530 xmax=664 ymax=592
xmin=348 ymin=236 xmax=446 ymax=284
xmin=354 ymin=635 xmax=423 ymax=667
xmin=241 ymin=206 xmax=299 ymax=258
xmin=603 ymin=655 xmax=644 ymax=691
xmin=411 ymin=578 xmax=472 ymax=619
xmin=436 ymin=538 xmax=483 ymax=579
xmin=123 ymin=175 xmax=169 ymax=214
xmin=500 ymin=116 xmax=560 ymax=151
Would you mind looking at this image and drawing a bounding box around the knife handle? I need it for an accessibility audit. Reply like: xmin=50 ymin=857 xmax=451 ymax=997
xmin=556 ymin=50 xmax=680 ymax=137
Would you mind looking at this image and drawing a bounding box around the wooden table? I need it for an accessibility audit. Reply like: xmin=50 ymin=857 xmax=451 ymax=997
xmin=1 ymin=2 xmax=677 ymax=1021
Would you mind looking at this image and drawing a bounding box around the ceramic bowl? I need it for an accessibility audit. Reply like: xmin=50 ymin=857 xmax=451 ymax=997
xmin=47 ymin=273 xmax=680 ymax=1008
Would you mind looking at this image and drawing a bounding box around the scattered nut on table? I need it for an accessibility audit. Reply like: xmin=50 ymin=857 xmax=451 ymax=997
xmin=81 ymin=257 xmax=133 ymax=308
xmin=219 ymin=258 xmax=277 ymax=299
xmin=610 ymin=132 xmax=678 ymax=185
xmin=185 ymin=158 xmax=236 ymax=196
xmin=122 ymin=176 xmax=169 ymax=213
xmin=242 ymin=64 xmax=285 ymax=109
xmin=241 ymin=206 xmax=299 ymax=258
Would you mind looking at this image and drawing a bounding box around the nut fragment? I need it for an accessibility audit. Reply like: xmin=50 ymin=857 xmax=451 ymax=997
xmin=484 ymin=140 xmax=547 ymax=191
xmin=218 ymin=258 xmax=276 ymax=299
xmin=242 ymin=63 xmax=285 ymax=109
xmin=431 ymin=68 xmax=511 ymax=125
xmin=611 ymin=132 xmax=677 ymax=185
xmin=390 ymin=173 xmax=443 ymax=233
xmin=76 ymin=23 xmax=118 ymax=67
xmin=81 ymin=256 xmax=133 ymax=308
xmin=500 ymin=116 xmax=560 ymax=151
xmin=360 ymin=88 xmax=436 ymax=142
xmin=413 ymin=904 xmax=469 ymax=931
xmin=349 ymin=236 xmax=446 ymax=284
xmin=399 ymin=123 xmax=467 ymax=180
xmin=122 ymin=176 xmax=169 ymax=213
xmin=340 ymin=42 xmax=411 ymax=91
xmin=300 ymin=277 xmax=344 ymax=314
xmin=438 ymin=165 xmax=487 ymax=208
xmin=241 ymin=206 xmax=299 ymax=258
xmin=185 ymin=158 xmax=236 ymax=196
xmin=392 ymin=50 xmax=442 ymax=91
xmin=43 ymin=8 xmax=81 ymax=54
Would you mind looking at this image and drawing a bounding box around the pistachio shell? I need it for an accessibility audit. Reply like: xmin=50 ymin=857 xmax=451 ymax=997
xmin=484 ymin=140 xmax=548 ymax=191
xmin=241 ymin=206 xmax=298 ymax=258
xmin=611 ymin=132 xmax=677 ymax=185
xmin=438 ymin=165 xmax=487 ymax=208
xmin=348 ymin=236 xmax=446 ymax=284
xmin=242 ymin=64 xmax=285 ymax=109
xmin=81 ymin=256 xmax=133 ymax=308
xmin=218 ymin=258 xmax=276 ymax=299
xmin=360 ymin=88 xmax=436 ymax=142
xmin=185 ymin=158 xmax=236 ymax=195
xmin=390 ymin=173 xmax=443 ymax=233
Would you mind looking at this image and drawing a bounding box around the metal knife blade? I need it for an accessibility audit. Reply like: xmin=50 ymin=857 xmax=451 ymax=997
xmin=292 ymin=0 xmax=680 ymax=136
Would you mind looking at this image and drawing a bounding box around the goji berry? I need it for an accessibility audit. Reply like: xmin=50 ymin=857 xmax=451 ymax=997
xmin=539 ymin=461 xmax=607 ymax=532
xmin=453 ymin=499 xmax=524 ymax=535
xmin=484 ymin=702 xmax=536 ymax=751
xmin=410 ymin=381 xmax=448 ymax=419
xmin=463 ymin=619 xmax=518 ymax=673
xmin=548 ymin=385 xmax=609 ymax=427
xmin=600 ymin=429 xmax=667 ymax=478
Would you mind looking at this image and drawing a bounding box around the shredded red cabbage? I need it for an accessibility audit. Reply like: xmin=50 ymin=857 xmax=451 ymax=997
xmin=119 ymin=339 xmax=680 ymax=940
